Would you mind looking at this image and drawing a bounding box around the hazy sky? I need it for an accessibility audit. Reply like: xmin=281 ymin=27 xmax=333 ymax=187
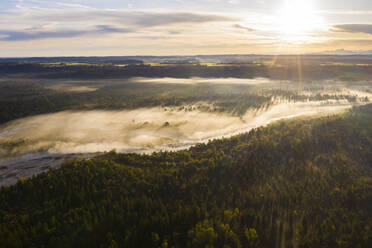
xmin=0 ymin=0 xmax=371 ymax=56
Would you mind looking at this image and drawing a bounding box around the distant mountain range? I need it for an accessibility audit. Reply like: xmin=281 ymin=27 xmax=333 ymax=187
xmin=1 ymin=52 xmax=371 ymax=65
xmin=314 ymin=49 xmax=372 ymax=55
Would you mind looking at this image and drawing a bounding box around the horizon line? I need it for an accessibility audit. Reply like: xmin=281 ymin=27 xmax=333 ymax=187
xmin=1 ymin=53 xmax=372 ymax=59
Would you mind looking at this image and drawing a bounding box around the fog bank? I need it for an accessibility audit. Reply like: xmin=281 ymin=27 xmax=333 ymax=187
xmin=0 ymin=101 xmax=355 ymax=158
xmin=0 ymin=100 xmax=360 ymax=186
xmin=132 ymin=77 xmax=273 ymax=85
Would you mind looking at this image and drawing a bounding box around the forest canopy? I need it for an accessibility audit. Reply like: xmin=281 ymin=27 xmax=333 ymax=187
xmin=0 ymin=104 xmax=371 ymax=248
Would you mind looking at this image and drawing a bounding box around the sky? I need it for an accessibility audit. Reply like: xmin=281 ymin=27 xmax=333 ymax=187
xmin=0 ymin=0 xmax=371 ymax=57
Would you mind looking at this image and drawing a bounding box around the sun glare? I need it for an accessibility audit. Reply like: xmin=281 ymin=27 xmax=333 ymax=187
xmin=276 ymin=0 xmax=324 ymax=42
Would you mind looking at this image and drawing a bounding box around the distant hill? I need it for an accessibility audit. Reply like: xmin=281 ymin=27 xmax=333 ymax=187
xmin=314 ymin=49 xmax=372 ymax=56
xmin=0 ymin=57 xmax=144 ymax=65
xmin=1 ymin=53 xmax=372 ymax=65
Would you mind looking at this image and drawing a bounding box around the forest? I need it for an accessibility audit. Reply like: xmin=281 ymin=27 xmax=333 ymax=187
xmin=0 ymin=77 xmax=272 ymax=124
xmin=1 ymin=74 xmax=371 ymax=125
xmin=1 ymin=56 xmax=372 ymax=81
xmin=1 ymin=55 xmax=371 ymax=125
xmin=0 ymin=104 xmax=371 ymax=248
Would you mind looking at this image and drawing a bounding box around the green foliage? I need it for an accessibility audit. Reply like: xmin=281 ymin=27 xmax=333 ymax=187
xmin=189 ymin=220 xmax=218 ymax=248
xmin=245 ymin=228 xmax=259 ymax=247
xmin=0 ymin=105 xmax=371 ymax=247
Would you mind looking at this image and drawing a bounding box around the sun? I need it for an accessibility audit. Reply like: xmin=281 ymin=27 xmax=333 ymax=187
xmin=276 ymin=0 xmax=324 ymax=41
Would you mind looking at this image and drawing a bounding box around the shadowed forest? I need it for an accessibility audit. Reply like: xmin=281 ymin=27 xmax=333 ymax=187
xmin=0 ymin=104 xmax=371 ymax=247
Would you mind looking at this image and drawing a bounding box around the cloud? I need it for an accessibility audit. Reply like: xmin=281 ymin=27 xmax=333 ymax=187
xmin=332 ymin=24 xmax=372 ymax=35
xmin=233 ymin=24 xmax=255 ymax=32
xmin=55 ymin=2 xmax=94 ymax=9
xmin=318 ymin=10 xmax=372 ymax=15
xmin=129 ymin=11 xmax=238 ymax=27
xmin=0 ymin=9 xmax=239 ymax=41
xmin=0 ymin=25 xmax=132 ymax=41
xmin=2 ymin=8 xmax=238 ymax=27
xmin=95 ymin=25 xmax=132 ymax=34
xmin=227 ymin=0 xmax=240 ymax=4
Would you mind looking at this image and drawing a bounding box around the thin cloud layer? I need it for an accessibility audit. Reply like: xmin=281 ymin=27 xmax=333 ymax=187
xmin=0 ymin=9 xmax=238 ymax=41
xmin=0 ymin=25 xmax=132 ymax=41
xmin=332 ymin=24 xmax=372 ymax=35
xmin=20 ymin=10 xmax=238 ymax=27
xmin=233 ymin=24 xmax=255 ymax=32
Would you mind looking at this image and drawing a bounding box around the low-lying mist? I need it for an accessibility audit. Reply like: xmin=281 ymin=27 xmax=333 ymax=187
xmin=0 ymin=100 xmax=356 ymax=158
xmin=131 ymin=77 xmax=273 ymax=85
